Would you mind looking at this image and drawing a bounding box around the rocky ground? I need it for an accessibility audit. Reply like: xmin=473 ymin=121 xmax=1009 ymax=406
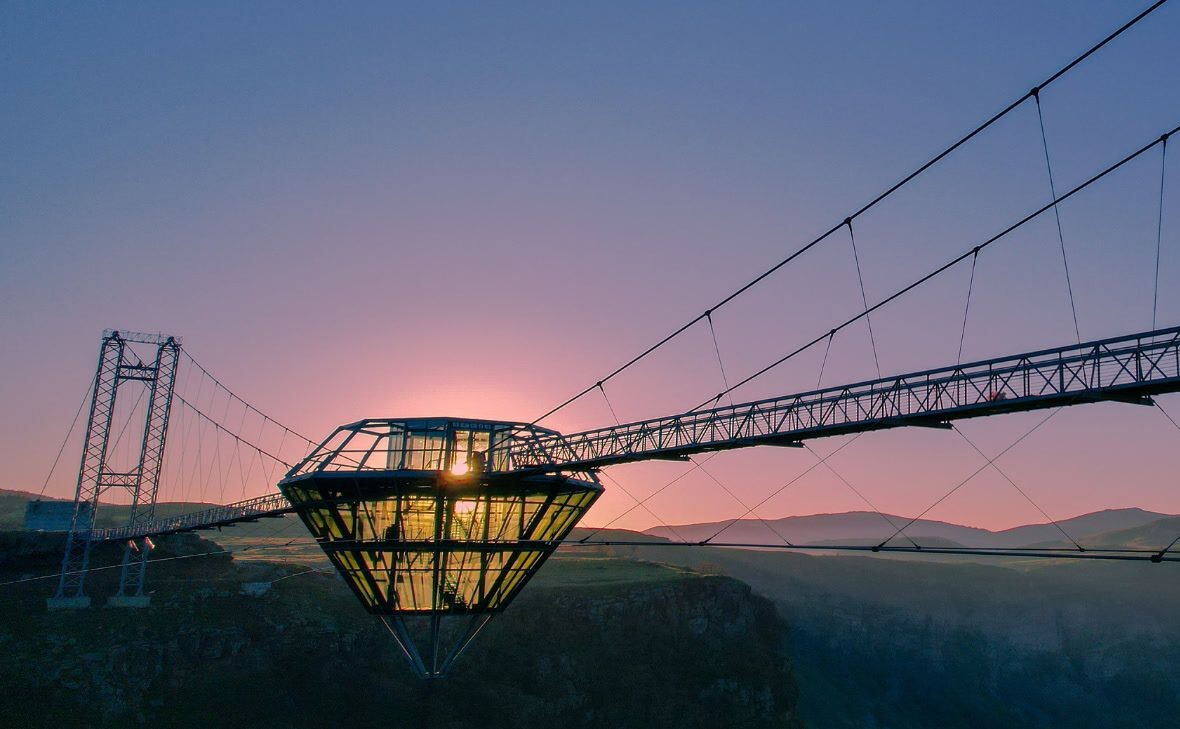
xmin=0 ymin=532 xmax=802 ymax=729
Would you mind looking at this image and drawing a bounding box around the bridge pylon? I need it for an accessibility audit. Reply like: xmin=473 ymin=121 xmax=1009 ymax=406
xmin=48 ymin=330 xmax=180 ymax=610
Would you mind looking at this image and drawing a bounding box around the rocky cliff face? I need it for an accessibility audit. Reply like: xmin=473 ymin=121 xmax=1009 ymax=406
xmin=0 ymin=534 xmax=802 ymax=729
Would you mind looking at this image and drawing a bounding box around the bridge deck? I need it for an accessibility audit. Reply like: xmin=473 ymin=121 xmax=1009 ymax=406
xmin=93 ymin=492 xmax=293 ymax=542
xmin=101 ymin=326 xmax=1180 ymax=541
xmin=512 ymin=326 xmax=1180 ymax=470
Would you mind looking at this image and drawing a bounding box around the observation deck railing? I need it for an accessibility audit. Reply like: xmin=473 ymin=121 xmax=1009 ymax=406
xmin=93 ymin=491 xmax=293 ymax=542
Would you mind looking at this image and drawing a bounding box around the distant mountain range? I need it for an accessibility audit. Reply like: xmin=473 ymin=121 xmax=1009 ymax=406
xmin=0 ymin=489 xmax=220 ymax=531
xmin=4 ymin=487 xmax=1175 ymax=552
xmin=643 ymin=507 xmax=1175 ymax=549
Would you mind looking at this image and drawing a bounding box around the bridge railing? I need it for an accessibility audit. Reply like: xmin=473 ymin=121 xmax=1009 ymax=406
xmin=513 ymin=327 xmax=1180 ymax=470
xmin=92 ymin=491 xmax=293 ymax=542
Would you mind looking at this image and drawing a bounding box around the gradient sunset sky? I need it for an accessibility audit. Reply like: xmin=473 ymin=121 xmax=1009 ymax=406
xmin=3 ymin=1 xmax=1179 ymax=532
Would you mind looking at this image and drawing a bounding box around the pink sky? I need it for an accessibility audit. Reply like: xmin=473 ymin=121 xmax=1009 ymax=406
xmin=3 ymin=2 xmax=1180 ymax=532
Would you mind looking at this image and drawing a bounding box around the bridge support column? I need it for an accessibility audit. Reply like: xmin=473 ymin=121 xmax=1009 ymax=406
xmin=50 ymin=330 xmax=180 ymax=610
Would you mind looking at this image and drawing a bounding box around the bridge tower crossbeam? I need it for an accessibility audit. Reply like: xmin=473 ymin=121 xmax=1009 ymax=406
xmin=48 ymin=330 xmax=180 ymax=610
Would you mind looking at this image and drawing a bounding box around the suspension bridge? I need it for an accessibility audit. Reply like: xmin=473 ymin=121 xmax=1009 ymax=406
xmin=24 ymin=1 xmax=1180 ymax=677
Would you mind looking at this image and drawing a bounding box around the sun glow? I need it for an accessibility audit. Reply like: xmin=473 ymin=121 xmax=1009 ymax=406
xmin=450 ymin=461 xmax=469 ymax=476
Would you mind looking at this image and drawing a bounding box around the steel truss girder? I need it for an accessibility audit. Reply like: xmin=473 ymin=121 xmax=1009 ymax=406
xmin=511 ymin=326 xmax=1180 ymax=471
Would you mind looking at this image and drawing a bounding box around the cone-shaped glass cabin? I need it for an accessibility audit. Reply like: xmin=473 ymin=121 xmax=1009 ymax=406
xmin=278 ymin=418 xmax=601 ymax=677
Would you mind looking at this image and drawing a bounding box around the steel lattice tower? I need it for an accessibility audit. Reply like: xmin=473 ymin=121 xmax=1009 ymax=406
xmin=49 ymin=330 xmax=180 ymax=609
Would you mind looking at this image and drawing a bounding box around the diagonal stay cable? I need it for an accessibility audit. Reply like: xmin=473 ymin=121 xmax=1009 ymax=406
xmin=595 ymin=469 xmax=692 ymax=544
xmin=875 ymin=407 xmax=1064 ymax=549
xmin=691 ymin=125 xmax=1179 ymax=412
xmin=532 ymin=0 xmax=1171 ymax=425
xmin=577 ymin=453 xmax=721 ymax=542
xmin=706 ymin=433 xmax=864 ymax=542
xmin=693 ymin=456 xmax=794 ymax=546
xmin=953 ymin=425 xmax=1084 ymax=551
xmin=801 ymin=442 xmax=920 ymax=549
xmin=1149 ymin=399 xmax=1180 ymax=560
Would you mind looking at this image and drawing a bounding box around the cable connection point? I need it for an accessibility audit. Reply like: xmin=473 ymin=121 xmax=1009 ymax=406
xmin=844 ymin=217 xmax=853 ymax=227
xmin=1030 ymin=86 xmax=1040 ymax=98
xmin=1151 ymin=553 xmax=1163 ymax=563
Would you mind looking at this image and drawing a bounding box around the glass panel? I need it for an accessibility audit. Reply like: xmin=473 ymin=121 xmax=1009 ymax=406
xmin=284 ymin=473 xmax=599 ymax=614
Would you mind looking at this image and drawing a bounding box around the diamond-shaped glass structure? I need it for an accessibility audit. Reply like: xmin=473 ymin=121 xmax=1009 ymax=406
xmin=278 ymin=418 xmax=601 ymax=677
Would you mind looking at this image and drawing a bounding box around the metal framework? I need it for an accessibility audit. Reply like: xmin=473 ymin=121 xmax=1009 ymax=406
xmin=51 ymin=330 xmax=180 ymax=606
xmin=90 ymin=325 xmax=1180 ymax=542
xmin=94 ymin=492 xmax=294 ymax=542
xmin=276 ymin=418 xmax=602 ymax=677
xmin=511 ymin=326 xmax=1180 ymax=470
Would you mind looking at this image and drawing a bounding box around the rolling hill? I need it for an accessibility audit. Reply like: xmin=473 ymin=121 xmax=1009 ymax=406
xmin=643 ymin=507 xmax=1174 ymax=549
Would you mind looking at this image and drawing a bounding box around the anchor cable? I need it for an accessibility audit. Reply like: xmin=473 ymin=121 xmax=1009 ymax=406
xmin=801 ymin=442 xmax=921 ymax=549
xmin=37 ymin=378 xmax=94 ymax=498
xmin=953 ymin=426 xmax=1084 ymax=551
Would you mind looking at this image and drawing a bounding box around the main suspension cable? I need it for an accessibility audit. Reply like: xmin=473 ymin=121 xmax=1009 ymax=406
xmin=532 ymin=0 xmax=1170 ymax=425
xmin=182 ymin=351 xmax=318 ymax=448
xmin=691 ymin=125 xmax=1177 ymax=412
xmin=174 ymin=394 xmax=293 ymax=468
